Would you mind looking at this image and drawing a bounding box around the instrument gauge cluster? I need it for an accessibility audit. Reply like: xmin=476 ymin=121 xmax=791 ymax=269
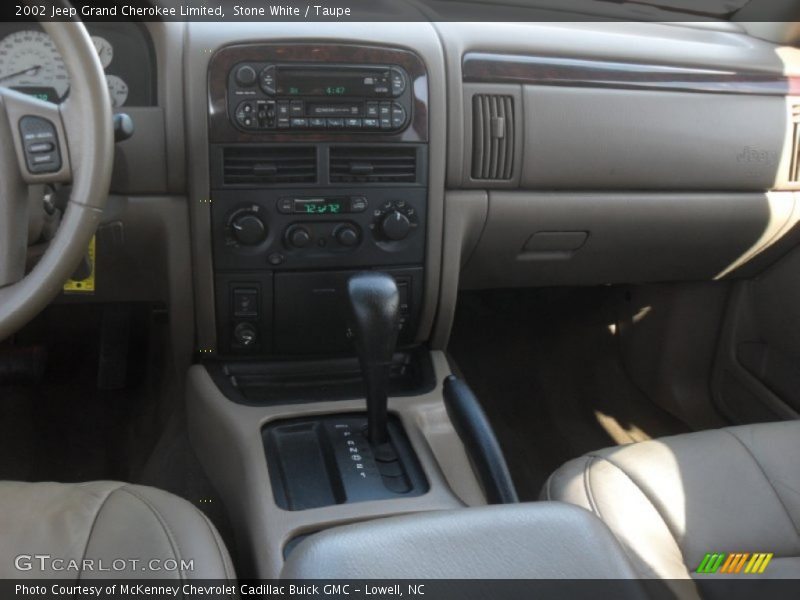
xmin=0 ymin=24 xmax=155 ymax=108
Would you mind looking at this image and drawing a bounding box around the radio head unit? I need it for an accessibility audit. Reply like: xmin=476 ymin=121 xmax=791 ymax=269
xmin=227 ymin=63 xmax=411 ymax=133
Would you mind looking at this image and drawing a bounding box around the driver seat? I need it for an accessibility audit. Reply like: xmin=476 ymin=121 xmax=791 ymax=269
xmin=0 ymin=481 xmax=235 ymax=579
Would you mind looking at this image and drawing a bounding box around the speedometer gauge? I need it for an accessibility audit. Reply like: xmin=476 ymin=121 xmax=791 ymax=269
xmin=0 ymin=30 xmax=69 ymax=101
xmin=105 ymin=74 xmax=129 ymax=108
xmin=91 ymin=36 xmax=113 ymax=68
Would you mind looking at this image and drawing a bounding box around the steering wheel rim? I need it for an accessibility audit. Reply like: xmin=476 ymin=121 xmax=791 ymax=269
xmin=0 ymin=20 xmax=114 ymax=341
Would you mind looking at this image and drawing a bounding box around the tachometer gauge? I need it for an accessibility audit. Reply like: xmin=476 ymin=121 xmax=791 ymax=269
xmin=105 ymin=74 xmax=129 ymax=108
xmin=0 ymin=30 xmax=69 ymax=101
xmin=91 ymin=36 xmax=113 ymax=68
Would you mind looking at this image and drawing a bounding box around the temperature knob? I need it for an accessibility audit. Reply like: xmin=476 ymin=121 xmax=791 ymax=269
xmin=231 ymin=213 xmax=267 ymax=246
xmin=380 ymin=211 xmax=411 ymax=241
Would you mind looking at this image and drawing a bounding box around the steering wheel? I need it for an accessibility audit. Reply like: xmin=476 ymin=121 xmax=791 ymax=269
xmin=0 ymin=20 xmax=113 ymax=341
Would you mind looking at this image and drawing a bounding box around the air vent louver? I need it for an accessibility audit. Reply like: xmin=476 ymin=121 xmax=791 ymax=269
xmin=471 ymin=94 xmax=515 ymax=180
xmin=790 ymin=105 xmax=800 ymax=183
xmin=223 ymin=146 xmax=317 ymax=185
xmin=330 ymin=147 xmax=417 ymax=184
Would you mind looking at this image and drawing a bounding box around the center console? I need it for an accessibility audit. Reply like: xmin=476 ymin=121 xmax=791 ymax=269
xmin=207 ymin=43 xmax=430 ymax=358
xmin=190 ymin=38 xmax=487 ymax=579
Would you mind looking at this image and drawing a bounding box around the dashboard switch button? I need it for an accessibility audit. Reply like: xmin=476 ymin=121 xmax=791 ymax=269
xmin=233 ymin=288 xmax=259 ymax=318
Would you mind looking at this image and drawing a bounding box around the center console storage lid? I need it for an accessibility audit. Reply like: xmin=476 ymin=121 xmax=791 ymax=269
xmin=281 ymin=501 xmax=646 ymax=583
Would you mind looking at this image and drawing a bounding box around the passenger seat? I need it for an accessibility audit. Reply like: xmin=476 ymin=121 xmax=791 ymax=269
xmin=544 ymin=421 xmax=800 ymax=580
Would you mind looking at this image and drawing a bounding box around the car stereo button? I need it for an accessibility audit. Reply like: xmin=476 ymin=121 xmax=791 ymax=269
xmin=290 ymin=118 xmax=309 ymax=128
xmin=290 ymin=100 xmax=304 ymax=116
xmin=236 ymin=65 xmax=257 ymax=86
xmin=391 ymin=103 xmax=406 ymax=128
xmin=259 ymin=65 xmax=276 ymax=95
xmin=390 ymin=68 xmax=406 ymax=96
xmin=366 ymin=102 xmax=379 ymax=117
xmin=345 ymin=118 xmax=362 ymax=128
xmin=363 ymin=118 xmax=379 ymax=128
xmin=309 ymin=118 xmax=326 ymax=128
xmin=327 ymin=118 xmax=344 ymax=128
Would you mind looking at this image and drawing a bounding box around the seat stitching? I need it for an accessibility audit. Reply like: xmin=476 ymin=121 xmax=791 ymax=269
xmin=543 ymin=471 xmax=553 ymax=501
xmin=118 ymin=487 xmax=186 ymax=583
xmin=581 ymin=455 xmax=674 ymax=581
xmin=582 ymin=456 xmax=603 ymax=519
xmin=198 ymin=510 xmax=236 ymax=585
xmin=584 ymin=452 xmax=697 ymax=581
xmin=77 ymin=483 xmax=127 ymax=582
xmin=723 ymin=429 xmax=800 ymax=539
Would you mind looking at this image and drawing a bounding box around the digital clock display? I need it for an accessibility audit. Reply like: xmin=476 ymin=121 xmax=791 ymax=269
xmin=276 ymin=67 xmax=388 ymax=97
xmin=297 ymin=200 xmax=343 ymax=214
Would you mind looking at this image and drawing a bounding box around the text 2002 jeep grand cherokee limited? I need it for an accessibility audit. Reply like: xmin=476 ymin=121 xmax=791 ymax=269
xmin=1 ymin=1 xmax=800 ymax=599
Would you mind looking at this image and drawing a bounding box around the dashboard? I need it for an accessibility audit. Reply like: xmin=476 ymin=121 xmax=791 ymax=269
xmin=4 ymin=16 xmax=798 ymax=362
xmin=0 ymin=22 xmax=156 ymax=107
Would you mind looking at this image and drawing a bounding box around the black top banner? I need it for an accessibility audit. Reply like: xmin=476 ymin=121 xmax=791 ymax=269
xmin=3 ymin=0 xmax=799 ymax=22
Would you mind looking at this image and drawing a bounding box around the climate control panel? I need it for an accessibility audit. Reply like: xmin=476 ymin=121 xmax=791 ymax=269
xmin=212 ymin=188 xmax=426 ymax=273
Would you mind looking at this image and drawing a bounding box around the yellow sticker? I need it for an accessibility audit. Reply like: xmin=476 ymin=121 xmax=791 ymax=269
xmin=63 ymin=235 xmax=96 ymax=293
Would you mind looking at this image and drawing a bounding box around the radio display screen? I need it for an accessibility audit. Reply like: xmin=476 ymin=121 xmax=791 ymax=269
xmin=276 ymin=68 xmax=385 ymax=97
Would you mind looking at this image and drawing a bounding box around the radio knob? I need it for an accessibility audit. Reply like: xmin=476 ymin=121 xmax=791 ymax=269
xmin=335 ymin=224 xmax=360 ymax=247
xmin=231 ymin=213 xmax=267 ymax=246
xmin=286 ymin=225 xmax=312 ymax=248
xmin=235 ymin=65 xmax=257 ymax=86
xmin=380 ymin=211 xmax=411 ymax=241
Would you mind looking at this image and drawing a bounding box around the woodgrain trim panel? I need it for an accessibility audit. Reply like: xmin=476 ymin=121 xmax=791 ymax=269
xmin=463 ymin=52 xmax=800 ymax=96
xmin=208 ymin=43 xmax=428 ymax=143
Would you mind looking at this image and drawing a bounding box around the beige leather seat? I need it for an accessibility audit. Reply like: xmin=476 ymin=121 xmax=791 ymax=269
xmin=544 ymin=420 xmax=800 ymax=582
xmin=0 ymin=481 xmax=235 ymax=580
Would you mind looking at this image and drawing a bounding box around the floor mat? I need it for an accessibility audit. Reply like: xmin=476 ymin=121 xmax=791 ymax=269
xmin=448 ymin=288 xmax=691 ymax=501
xmin=0 ymin=304 xmax=159 ymax=482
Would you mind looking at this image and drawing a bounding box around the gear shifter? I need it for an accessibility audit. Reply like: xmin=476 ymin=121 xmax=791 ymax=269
xmin=347 ymin=272 xmax=400 ymax=446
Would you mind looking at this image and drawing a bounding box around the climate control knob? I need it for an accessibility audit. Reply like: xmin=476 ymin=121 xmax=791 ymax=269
xmin=380 ymin=211 xmax=411 ymax=241
xmin=231 ymin=213 xmax=267 ymax=246
xmin=335 ymin=224 xmax=360 ymax=247
xmin=286 ymin=225 xmax=312 ymax=248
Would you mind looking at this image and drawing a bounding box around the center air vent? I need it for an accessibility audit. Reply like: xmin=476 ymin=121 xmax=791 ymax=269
xmin=329 ymin=146 xmax=418 ymax=184
xmin=223 ymin=146 xmax=317 ymax=185
xmin=471 ymin=94 xmax=515 ymax=181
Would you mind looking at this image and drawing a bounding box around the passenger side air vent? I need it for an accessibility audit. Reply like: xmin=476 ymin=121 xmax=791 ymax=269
xmin=223 ymin=146 xmax=317 ymax=185
xmin=329 ymin=146 xmax=418 ymax=184
xmin=471 ymin=94 xmax=515 ymax=180
xmin=790 ymin=104 xmax=800 ymax=183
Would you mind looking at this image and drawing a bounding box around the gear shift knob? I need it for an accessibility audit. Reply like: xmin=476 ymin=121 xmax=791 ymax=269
xmin=347 ymin=272 xmax=400 ymax=445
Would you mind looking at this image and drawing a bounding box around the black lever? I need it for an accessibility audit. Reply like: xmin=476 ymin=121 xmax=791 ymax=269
xmin=347 ymin=272 xmax=400 ymax=446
